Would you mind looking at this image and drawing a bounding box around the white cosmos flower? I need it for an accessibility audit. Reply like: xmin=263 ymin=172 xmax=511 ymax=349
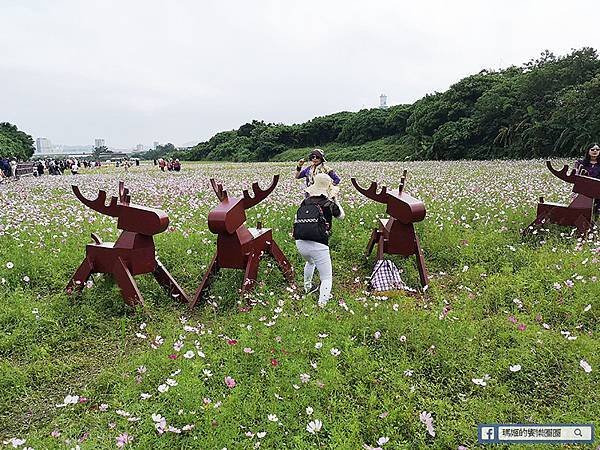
xmin=509 ymin=364 xmax=522 ymax=372
xmin=306 ymin=406 xmax=313 ymax=416
xmin=580 ymin=359 xmax=592 ymax=373
xmin=306 ymin=419 xmax=322 ymax=434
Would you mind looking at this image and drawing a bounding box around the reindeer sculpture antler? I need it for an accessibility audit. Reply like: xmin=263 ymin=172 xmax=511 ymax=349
xmin=547 ymin=161 xmax=600 ymax=199
xmin=243 ymin=175 xmax=279 ymax=209
xmin=72 ymin=182 xmax=168 ymax=236
xmin=210 ymin=178 xmax=228 ymax=201
xmin=351 ymin=178 xmax=388 ymax=204
xmin=72 ymin=186 xmax=120 ymax=217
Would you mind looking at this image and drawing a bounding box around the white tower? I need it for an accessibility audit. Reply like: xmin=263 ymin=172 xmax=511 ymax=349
xmin=379 ymin=94 xmax=388 ymax=109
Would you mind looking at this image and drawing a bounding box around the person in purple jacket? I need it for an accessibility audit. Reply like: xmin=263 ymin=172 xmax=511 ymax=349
xmin=575 ymin=143 xmax=600 ymax=217
xmin=295 ymin=149 xmax=340 ymax=189
xmin=575 ymin=143 xmax=600 ymax=178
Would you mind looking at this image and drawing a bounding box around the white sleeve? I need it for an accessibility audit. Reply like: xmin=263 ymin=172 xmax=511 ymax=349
xmin=334 ymin=199 xmax=345 ymax=220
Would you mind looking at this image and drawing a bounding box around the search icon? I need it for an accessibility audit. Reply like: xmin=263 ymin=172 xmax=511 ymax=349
xmin=574 ymin=428 xmax=582 ymax=437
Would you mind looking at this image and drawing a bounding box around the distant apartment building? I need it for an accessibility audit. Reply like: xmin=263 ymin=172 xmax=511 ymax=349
xmin=36 ymin=137 xmax=53 ymax=154
xmin=94 ymin=138 xmax=106 ymax=148
xmin=136 ymin=144 xmax=144 ymax=152
xmin=153 ymin=141 xmax=159 ymax=149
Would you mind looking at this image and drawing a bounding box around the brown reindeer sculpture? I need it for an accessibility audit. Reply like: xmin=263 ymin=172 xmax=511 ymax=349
xmin=523 ymin=161 xmax=600 ymax=236
xmin=67 ymin=181 xmax=189 ymax=306
xmin=190 ymin=175 xmax=294 ymax=308
xmin=351 ymin=170 xmax=429 ymax=288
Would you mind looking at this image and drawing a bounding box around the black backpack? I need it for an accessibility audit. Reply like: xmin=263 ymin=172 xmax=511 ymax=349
xmin=293 ymin=198 xmax=329 ymax=243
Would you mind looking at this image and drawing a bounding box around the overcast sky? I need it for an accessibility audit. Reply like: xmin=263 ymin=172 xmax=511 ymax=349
xmin=1 ymin=0 xmax=598 ymax=149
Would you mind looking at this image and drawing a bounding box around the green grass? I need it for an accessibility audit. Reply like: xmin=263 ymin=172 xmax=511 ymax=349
xmin=0 ymin=160 xmax=598 ymax=449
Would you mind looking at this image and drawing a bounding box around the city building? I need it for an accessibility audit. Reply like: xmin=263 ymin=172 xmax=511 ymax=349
xmin=36 ymin=137 xmax=53 ymax=154
xmin=94 ymin=138 xmax=106 ymax=148
xmin=153 ymin=141 xmax=159 ymax=150
xmin=136 ymin=144 xmax=144 ymax=152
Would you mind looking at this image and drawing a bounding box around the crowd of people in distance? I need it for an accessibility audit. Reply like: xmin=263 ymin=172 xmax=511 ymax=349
xmin=0 ymin=157 xmax=142 ymax=181
xmin=155 ymin=158 xmax=181 ymax=172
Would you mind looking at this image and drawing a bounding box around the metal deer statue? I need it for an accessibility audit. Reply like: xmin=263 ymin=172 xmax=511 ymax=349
xmin=351 ymin=170 xmax=429 ymax=288
xmin=190 ymin=175 xmax=294 ymax=308
xmin=67 ymin=181 xmax=189 ymax=306
xmin=524 ymin=161 xmax=600 ymax=235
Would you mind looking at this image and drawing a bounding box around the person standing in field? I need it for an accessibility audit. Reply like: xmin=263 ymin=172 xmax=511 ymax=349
xmin=295 ymin=149 xmax=340 ymax=190
xmin=575 ymin=143 xmax=600 ymax=178
xmin=575 ymin=143 xmax=600 ymax=217
xmin=9 ymin=158 xmax=17 ymax=178
xmin=293 ymin=173 xmax=345 ymax=308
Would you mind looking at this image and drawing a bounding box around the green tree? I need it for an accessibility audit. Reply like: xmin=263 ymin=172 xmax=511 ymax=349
xmin=0 ymin=122 xmax=35 ymax=160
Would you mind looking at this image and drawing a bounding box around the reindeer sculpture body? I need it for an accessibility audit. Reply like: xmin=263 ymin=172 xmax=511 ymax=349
xmin=524 ymin=161 xmax=600 ymax=235
xmin=190 ymin=175 xmax=294 ymax=308
xmin=351 ymin=170 xmax=429 ymax=288
xmin=67 ymin=181 xmax=189 ymax=306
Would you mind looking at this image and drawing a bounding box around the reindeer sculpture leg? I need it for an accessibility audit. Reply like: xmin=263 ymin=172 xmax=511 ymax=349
xmin=190 ymin=253 xmax=220 ymax=308
xmin=376 ymin=233 xmax=385 ymax=260
xmin=267 ymin=240 xmax=294 ymax=283
xmin=153 ymin=260 xmax=190 ymax=303
xmin=574 ymin=216 xmax=593 ymax=235
xmin=365 ymin=229 xmax=380 ymax=257
xmin=67 ymin=257 xmax=94 ymax=294
xmin=113 ymin=257 xmax=144 ymax=306
xmin=241 ymin=252 xmax=261 ymax=294
xmin=414 ymin=235 xmax=429 ymax=288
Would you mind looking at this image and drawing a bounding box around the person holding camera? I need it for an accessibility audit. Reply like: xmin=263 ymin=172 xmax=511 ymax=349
xmin=295 ymin=149 xmax=340 ymax=190
xmin=293 ymin=173 xmax=345 ymax=308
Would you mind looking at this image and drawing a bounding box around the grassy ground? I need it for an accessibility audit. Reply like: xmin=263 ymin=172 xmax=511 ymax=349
xmin=0 ymin=160 xmax=598 ymax=449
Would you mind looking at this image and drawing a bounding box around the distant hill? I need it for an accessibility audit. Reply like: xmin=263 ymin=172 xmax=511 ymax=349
xmin=177 ymin=47 xmax=600 ymax=162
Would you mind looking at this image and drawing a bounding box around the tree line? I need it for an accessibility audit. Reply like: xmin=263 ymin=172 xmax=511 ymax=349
xmin=176 ymin=47 xmax=600 ymax=162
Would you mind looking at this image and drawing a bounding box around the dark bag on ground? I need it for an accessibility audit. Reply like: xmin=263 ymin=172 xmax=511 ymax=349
xmin=293 ymin=198 xmax=329 ymax=243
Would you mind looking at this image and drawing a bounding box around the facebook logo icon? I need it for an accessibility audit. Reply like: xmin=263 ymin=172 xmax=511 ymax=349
xmin=479 ymin=425 xmax=498 ymax=443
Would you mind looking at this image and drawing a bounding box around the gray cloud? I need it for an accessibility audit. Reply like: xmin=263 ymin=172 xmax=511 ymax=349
xmin=1 ymin=0 xmax=598 ymax=148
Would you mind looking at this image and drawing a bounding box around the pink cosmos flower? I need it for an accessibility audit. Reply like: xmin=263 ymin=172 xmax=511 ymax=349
xmin=116 ymin=432 xmax=133 ymax=448
xmin=517 ymin=323 xmax=526 ymax=331
xmin=224 ymin=376 xmax=236 ymax=388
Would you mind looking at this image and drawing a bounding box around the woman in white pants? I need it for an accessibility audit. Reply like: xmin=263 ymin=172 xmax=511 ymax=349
xmin=294 ymin=173 xmax=344 ymax=307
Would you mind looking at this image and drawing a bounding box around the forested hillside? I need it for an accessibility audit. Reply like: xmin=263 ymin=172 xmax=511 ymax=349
xmin=177 ymin=48 xmax=600 ymax=162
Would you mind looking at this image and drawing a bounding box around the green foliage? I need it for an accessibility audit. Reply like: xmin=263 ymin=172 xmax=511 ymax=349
xmin=0 ymin=122 xmax=35 ymax=160
xmin=179 ymin=48 xmax=600 ymax=163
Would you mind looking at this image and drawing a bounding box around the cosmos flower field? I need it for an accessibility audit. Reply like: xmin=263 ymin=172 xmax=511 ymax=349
xmin=0 ymin=160 xmax=598 ymax=449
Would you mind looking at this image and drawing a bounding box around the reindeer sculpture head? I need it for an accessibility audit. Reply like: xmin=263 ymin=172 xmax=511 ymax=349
xmin=72 ymin=181 xmax=168 ymax=235
xmin=208 ymin=175 xmax=279 ymax=234
xmin=351 ymin=170 xmax=425 ymax=224
xmin=547 ymin=161 xmax=600 ymax=199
